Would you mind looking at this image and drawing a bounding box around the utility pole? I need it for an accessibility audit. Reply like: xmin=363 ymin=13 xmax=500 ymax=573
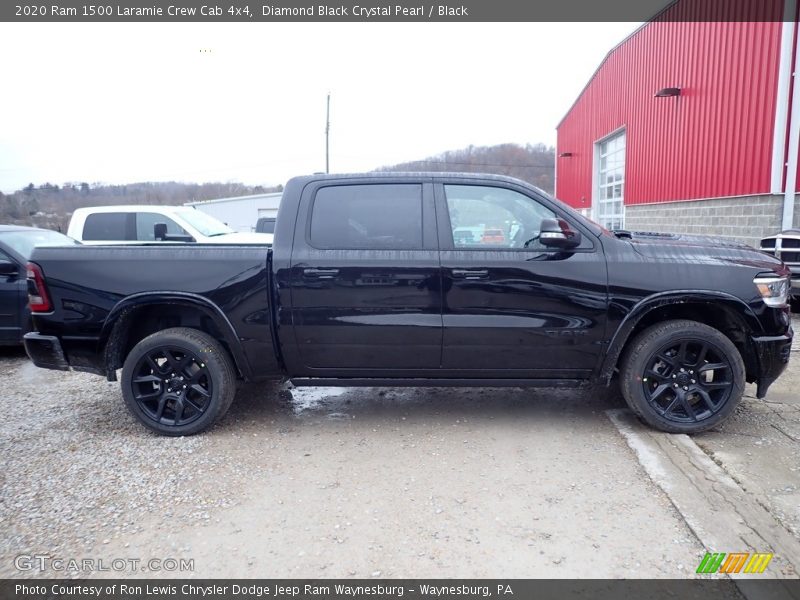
xmin=325 ymin=93 xmax=331 ymax=174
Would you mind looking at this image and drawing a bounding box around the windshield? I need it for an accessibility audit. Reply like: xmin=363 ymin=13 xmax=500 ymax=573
xmin=1 ymin=229 xmax=78 ymax=259
xmin=566 ymin=205 xmax=608 ymax=235
xmin=533 ymin=188 xmax=605 ymax=236
xmin=177 ymin=209 xmax=235 ymax=237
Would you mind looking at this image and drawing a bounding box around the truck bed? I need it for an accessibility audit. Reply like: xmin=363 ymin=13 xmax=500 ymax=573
xmin=28 ymin=244 xmax=281 ymax=380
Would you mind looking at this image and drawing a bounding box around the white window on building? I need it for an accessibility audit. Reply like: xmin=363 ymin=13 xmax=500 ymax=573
xmin=595 ymin=130 xmax=626 ymax=230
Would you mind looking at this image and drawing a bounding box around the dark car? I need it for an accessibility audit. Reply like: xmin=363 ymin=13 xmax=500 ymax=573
xmin=255 ymin=217 xmax=276 ymax=234
xmin=453 ymin=229 xmax=476 ymax=246
xmin=0 ymin=225 xmax=78 ymax=344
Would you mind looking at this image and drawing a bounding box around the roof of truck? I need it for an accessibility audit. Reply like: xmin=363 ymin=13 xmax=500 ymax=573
xmin=71 ymin=205 xmax=196 ymax=213
xmin=288 ymin=171 xmax=548 ymax=193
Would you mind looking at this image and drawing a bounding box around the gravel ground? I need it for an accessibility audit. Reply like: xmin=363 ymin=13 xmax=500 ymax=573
xmin=0 ymin=348 xmax=704 ymax=579
xmin=0 ymin=316 xmax=797 ymax=579
xmin=0 ymin=352 xmax=230 ymax=552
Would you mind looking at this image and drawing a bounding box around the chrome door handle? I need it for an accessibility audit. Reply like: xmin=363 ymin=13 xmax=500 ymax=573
xmin=451 ymin=268 xmax=489 ymax=280
xmin=303 ymin=268 xmax=340 ymax=279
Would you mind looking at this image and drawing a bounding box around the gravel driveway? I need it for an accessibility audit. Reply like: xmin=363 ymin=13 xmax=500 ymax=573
xmin=1 ymin=315 xmax=797 ymax=579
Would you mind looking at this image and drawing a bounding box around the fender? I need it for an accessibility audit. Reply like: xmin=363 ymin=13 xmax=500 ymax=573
xmin=598 ymin=290 xmax=763 ymax=383
xmin=98 ymin=291 xmax=252 ymax=380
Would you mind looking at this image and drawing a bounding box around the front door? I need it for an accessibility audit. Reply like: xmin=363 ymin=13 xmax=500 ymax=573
xmin=288 ymin=179 xmax=442 ymax=375
xmin=436 ymin=181 xmax=608 ymax=378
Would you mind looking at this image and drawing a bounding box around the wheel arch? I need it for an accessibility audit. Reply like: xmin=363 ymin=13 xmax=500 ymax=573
xmin=99 ymin=292 xmax=251 ymax=381
xmin=600 ymin=291 xmax=763 ymax=384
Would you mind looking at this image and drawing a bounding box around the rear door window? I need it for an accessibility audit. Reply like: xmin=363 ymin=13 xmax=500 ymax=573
xmin=82 ymin=213 xmax=133 ymax=241
xmin=309 ymin=184 xmax=423 ymax=249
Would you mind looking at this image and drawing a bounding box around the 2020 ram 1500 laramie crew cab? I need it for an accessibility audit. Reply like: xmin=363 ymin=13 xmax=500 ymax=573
xmin=23 ymin=173 xmax=793 ymax=435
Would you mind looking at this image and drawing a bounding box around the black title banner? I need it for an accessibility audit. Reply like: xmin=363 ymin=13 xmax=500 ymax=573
xmin=1 ymin=0 xmax=796 ymax=22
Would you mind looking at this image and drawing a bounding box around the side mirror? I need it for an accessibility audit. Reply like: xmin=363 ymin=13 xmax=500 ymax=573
xmin=0 ymin=259 xmax=18 ymax=275
xmin=154 ymin=223 xmax=195 ymax=242
xmin=539 ymin=218 xmax=582 ymax=249
xmin=153 ymin=223 xmax=168 ymax=241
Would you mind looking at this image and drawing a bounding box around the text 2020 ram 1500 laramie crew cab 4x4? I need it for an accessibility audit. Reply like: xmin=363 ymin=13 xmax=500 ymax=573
xmin=23 ymin=173 xmax=793 ymax=435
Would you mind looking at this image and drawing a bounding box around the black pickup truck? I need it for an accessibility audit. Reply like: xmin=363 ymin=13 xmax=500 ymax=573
xmin=24 ymin=173 xmax=793 ymax=435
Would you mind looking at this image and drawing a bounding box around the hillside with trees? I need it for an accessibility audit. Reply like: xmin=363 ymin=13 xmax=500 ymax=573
xmin=0 ymin=143 xmax=555 ymax=233
xmin=376 ymin=143 xmax=555 ymax=192
xmin=0 ymin=181 xmax=283 ymax=232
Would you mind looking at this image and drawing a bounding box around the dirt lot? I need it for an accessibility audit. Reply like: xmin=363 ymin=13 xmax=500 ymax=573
xmin=1 ymin=315 xmax=798 ymax=579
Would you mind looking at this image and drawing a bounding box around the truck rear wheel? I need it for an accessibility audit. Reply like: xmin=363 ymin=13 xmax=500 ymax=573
xmin=121 ymin=327 xmax=236 ymax=436
xmin=620 ymin=319 xmax=745 ymax=434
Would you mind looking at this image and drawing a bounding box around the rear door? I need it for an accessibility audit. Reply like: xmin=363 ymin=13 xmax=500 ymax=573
xmin=288 ymin=178 xmax=442 ymax=375
xmin=436 ymin=179 xmax=608 ymax=378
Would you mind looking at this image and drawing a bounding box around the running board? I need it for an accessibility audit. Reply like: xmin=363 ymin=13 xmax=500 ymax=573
xmin=289 ymin=377 xmax=590 ymax=388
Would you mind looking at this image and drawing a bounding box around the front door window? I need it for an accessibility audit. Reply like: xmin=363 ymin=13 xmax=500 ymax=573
xmin=443 ymin=185 xmax=556 ymax=250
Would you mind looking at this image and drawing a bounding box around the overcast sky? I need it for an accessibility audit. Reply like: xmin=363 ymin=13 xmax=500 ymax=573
xmin=0 ymin=22 xmax=640 ymax=193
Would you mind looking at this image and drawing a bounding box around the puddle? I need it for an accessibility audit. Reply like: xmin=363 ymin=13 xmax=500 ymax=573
xmin=286 ymin=386 xmax=348 ymax=415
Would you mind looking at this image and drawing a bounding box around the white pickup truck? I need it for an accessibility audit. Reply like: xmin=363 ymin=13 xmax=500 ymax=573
xmin=67 ymin=205 xmax=273 ymax=245
xmin=760 ymin=229 xmax=799 ymax=305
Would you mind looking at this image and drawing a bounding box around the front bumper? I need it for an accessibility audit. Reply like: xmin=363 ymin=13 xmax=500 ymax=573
xmin=752 ymin=328 xmax=793 ymax=398
xmin=23 ymin=333 xmax=70 ymax=371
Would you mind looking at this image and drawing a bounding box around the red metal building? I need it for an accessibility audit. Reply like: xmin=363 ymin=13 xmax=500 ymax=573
xmin=555 ymin=0 xmax=800 ymax=245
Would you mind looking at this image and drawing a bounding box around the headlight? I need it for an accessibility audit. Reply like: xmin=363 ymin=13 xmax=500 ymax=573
xmin=753 ymin=275 xmax=790 ymax=308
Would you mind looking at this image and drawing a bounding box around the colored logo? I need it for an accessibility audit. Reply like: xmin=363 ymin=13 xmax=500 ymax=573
xmin=696 ymin=552 xmax=773 ymax=574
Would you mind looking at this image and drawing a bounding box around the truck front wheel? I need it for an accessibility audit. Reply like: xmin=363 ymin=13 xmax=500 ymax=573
xmin=620 ymin=319 xmax=745 ymax=434
xmin=121 ymin=327 xmax=236 ymax=436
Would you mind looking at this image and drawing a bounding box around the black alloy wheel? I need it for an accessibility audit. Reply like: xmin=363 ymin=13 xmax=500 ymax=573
xmin=641 ymin=338 xmax=733 ymax=423
xmin=130 ymin=345 xmax=213 ymax=427
xmin=620 ymin=319 xmax=745 ymax=433
xmin=121 ymin=327 xmax=236 ymax=436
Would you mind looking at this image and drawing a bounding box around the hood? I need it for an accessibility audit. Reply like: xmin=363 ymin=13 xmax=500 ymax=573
xmin=623 ymin=230 xmax=752 ymax=250
xmin=619 ymin=230 xmax=784 ymax=271
xmin=205 ymin=232 xmax=273 ymax=244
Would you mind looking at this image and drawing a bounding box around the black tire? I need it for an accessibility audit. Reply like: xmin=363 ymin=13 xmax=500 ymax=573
xmin=620 ymin=319 xmax=745 ymax=434
xmin=121 ymin=327 xmax=236 ymax=436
